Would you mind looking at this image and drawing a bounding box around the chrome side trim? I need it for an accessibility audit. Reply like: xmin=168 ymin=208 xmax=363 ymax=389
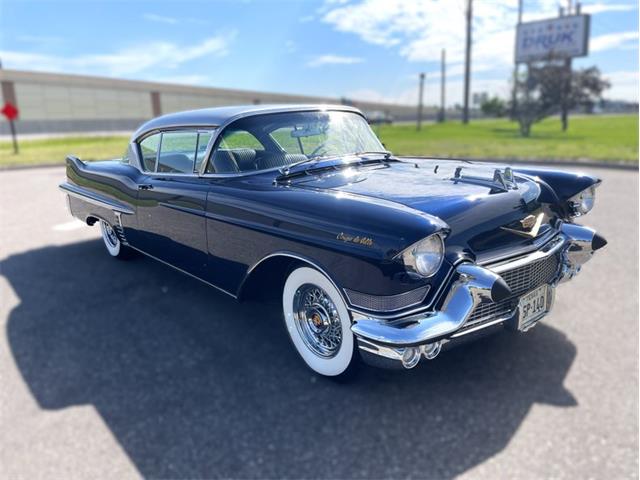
xmin=59 ymin=183 xmax=135 ymax=215
xmin=128 ymin=245 xmax=237 ymax=299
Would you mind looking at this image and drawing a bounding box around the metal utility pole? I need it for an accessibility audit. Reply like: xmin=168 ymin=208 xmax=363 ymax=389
xmin=417 ymin=72 xmax=426 ymax=130
xmin=438 ymin=49 xmax=446 ymax=122
xmin=462 ymin=0 xmax=472 ymax=124
xmin=510 ymin=0 xmax=523 ymax=117
xmin=560 ymin=0 xmax=578 ymax=131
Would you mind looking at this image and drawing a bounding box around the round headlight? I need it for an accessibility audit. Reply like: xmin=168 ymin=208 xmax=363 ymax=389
xmin=401 ymin=233 xmax=445 ymax=278
xmin=569 ymin=185 xmax=596 ymax=216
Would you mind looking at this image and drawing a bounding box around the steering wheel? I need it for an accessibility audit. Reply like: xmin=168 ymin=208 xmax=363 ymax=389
xmin=308 ymin=143 xmax=329 ymax=158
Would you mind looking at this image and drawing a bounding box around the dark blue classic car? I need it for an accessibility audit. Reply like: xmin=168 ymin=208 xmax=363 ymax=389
xmin=60 ymin=105 xmax=606 ymax=377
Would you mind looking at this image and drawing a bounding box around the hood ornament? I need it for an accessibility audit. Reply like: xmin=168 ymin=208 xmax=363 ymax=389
xmin=452 ymin=166 xmax=518 ymax=192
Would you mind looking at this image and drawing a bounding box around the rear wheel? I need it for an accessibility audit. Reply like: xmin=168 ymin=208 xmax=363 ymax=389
xmin=282 ymin=266 xmax=357 ymax=377
xmin=99 ymin=220 xmax=133 ymax=259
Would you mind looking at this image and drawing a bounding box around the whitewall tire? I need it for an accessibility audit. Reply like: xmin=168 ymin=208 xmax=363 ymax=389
xmin=282 ymin=266 xmax=355 ymax=377
xmin=100 ymin=220 xmax=125 ymax=258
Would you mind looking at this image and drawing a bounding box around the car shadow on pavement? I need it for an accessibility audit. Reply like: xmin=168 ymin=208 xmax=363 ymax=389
xmin=3 ymin=240 xmax=578 ymax=479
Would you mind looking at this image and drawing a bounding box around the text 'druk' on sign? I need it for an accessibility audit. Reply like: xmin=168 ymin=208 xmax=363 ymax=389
xmin=515 ymin=14 xmax=590 ymax=64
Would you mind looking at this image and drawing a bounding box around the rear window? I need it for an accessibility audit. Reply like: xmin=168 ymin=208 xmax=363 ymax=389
xmin=138 ymin=130 xmax=214 ymax=173
xmin=139 ymin=134 xmax=160 ymax=171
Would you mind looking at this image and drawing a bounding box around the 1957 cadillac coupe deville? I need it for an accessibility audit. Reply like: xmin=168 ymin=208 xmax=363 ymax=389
xmin=60 ymin=105 xmax=606 ymax=377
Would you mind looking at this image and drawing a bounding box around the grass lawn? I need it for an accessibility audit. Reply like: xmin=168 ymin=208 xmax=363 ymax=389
xmin=1 ymin=114 xmax=637 ymax=168
xmin=375 ymin=114 xmax=638 ymax=163
xmin=0 ymin=135 xmax=129 ymax=168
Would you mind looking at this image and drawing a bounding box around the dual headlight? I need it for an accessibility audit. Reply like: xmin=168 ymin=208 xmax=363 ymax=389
xmin=568 ymin=185 xmax=597 ymax=217
xmin=399 ymin=233 xmax=445 ymax=278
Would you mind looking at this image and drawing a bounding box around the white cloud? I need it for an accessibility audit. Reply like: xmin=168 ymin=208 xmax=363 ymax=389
xmin=591 ymin=31 xmax=639 ymax=52
xmin=142 ymin=13 xmax=208 ymax=25
xmin=0 ymin=33 xmax=235 ymax=77
xmin=306 ymin=54 xmax=364 ymax=67
xmin=602 ymin=70 xmax=639 ymax=101
xmin=143 ymin=13 xmax=178 ymax=24
xmin=16 ymin=34 xmax=64 ymax=44
xmin=582 ymin=3 xmax=637 ymax=14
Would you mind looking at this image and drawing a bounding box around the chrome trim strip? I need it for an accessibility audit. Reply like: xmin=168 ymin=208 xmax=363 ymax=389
xmin=59 ymin=183 xmax=135 ymax=215
xmin=449 ymin=314 xmax=514 ymax=338
xmin=487 ymin=234 xmax=566 ymax=274
xmin=344 ymin=285 xmax=430 ymax=313
xmin=128 ymin=245 xmax=236 ymax=299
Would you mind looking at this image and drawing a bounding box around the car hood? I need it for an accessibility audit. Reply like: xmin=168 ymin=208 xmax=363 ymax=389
xmin=289 ymin=159 xmax=554 ymax=262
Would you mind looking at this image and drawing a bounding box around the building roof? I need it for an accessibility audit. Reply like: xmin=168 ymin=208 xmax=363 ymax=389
xmin=133 ymin=104 xmax=363 ymax=138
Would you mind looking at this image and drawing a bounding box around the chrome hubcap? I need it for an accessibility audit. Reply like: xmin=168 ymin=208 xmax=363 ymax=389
xmin=102 ymin=221 xmax=119 ymax=247
xmin=292 ymin=284 xmax=342 ymax=358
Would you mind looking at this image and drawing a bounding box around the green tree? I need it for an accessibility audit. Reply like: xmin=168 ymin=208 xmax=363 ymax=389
xmin=481 ymin=96 xmax=507 ymax=117
xmin=511 ymin=64 xmax=610 ymax=137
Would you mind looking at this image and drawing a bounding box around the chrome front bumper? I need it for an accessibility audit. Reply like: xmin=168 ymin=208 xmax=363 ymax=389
xmin=351 ymin=223 xmax=606 ymax=368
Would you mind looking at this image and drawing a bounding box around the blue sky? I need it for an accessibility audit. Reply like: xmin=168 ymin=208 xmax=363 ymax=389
xmin=1 ymin=0 xmax=638 ymax=105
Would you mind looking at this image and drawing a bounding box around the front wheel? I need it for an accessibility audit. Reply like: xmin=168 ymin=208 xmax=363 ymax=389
xmin=282 ymin=266 xmax=356 ymax=377
xmin=99 ymin=220 xmax=133 ymax=259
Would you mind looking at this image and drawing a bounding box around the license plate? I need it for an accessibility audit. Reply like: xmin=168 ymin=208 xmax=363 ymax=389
xmin=518 ymin=284 xmax=551 ymax=331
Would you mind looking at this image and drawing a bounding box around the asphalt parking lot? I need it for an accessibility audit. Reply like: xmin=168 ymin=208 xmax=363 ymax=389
xmin=0 ymin=165 xmax=637 ymax=479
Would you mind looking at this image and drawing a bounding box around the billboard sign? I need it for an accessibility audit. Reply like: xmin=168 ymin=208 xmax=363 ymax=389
xmin=515 ymin=14 xmax=590 ymax=63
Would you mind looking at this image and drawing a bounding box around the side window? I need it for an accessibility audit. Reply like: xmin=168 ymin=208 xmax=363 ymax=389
xmin=139 ymin=134 xmax=160 ymax=172
xmin=157 ymin=131 xmax=198 ymax=173
xmin=206 ymin=129 xmax=264 ymax=173
xmin=218 ymin=130 xmax=263 ymax=150
xmin=195 ymin=131 xmax=212 ymax=172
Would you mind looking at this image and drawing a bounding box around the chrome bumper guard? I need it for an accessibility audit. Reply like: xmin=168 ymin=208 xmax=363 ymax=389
xmin=351 ymin=223 xmax=606 ymax=368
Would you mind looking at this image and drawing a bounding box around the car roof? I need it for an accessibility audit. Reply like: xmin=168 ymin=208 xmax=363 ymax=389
xmin=133 ymin=104 xmax=364 ymax=139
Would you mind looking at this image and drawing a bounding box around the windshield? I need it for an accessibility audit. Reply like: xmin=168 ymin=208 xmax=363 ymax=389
xmin=207 ymin=110 xmax=385 ymax=174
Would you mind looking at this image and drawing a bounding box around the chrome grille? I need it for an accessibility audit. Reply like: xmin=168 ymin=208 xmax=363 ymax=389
xmin=498 ymin=253 xmax=559 ymax=297
xmin=459 ymin=298 xmax=517 ymax=334
xmin=345 ymin=285 xmax=430 ymax=312
xmin=459 ymin=252 xmax=560 ymax=334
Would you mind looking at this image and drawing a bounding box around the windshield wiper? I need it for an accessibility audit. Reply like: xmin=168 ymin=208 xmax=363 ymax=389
xmin=354 ymin=151 xmax=393 ymax=160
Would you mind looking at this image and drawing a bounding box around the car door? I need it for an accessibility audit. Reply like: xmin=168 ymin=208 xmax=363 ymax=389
xmin=135 ymin=129 xmax=214 ymax=277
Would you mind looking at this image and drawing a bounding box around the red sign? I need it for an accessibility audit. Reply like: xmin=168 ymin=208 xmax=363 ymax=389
xmin=2 ymin=102 xmax=19 ymax=121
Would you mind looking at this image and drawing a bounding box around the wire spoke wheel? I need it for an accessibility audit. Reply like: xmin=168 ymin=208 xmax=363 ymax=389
xmin=293 ymin=284 xmax=343 ymax=358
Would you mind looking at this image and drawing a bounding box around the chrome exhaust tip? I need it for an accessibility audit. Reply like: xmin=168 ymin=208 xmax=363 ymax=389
xmin=401 ymin=347 xmax=421 ymax=369
xmin=422 ymin=341 xmax=442 ymax=360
